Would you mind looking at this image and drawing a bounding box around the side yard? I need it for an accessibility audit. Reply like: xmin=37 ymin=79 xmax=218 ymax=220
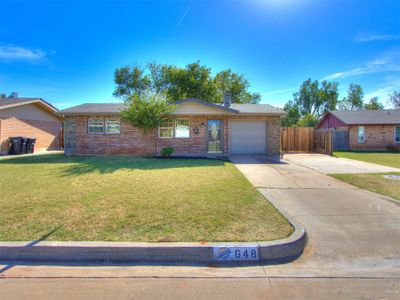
xmin=332 ymin=151 xmax=400 ymax=201
xmin=0 ymin=154 xmax=292 ymax=242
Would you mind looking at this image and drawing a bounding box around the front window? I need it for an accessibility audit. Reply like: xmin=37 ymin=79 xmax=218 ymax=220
xmin=88 ymin=118 xmax=104 ymax=134
xmin=175 ymin=119 xmax=190 ymax=138
xmin=395 ymin=127 xmax=400 ymax=143
xmin=106 ymin=118 xmax=120 ymax=134
xmin=358 ymin=126 xmax=365 ymax=144
xmin=158 ymin=119 xmax=174 ymax=138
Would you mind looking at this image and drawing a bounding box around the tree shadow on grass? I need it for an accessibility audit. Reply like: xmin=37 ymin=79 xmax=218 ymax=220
xmin=0 ymin=153 xmax=228 ymax=175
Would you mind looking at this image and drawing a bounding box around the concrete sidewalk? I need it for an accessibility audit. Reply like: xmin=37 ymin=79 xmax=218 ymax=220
xmin=1 ymin=277 xmax=399 ymax=300
xmin=1 ymin=154 xmax=399 ymax=299
xmin=232 ymin=155 xmax=400 ymax=278
xmin=283 ymin=153 xmax=400 ymax=174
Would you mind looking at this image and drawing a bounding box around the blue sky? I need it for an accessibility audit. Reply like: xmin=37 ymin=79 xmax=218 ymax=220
xmin=0 ymin=0 xmax=399 ymax=109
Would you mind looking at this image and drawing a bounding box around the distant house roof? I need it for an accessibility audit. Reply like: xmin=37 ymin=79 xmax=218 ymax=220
xmin=0 ymin=97 xmax=59 ymax=114
xmin=321 ymin=109 xmax=400 ymax=126
xmin=60 ymin=98 xmax=286 ymax=116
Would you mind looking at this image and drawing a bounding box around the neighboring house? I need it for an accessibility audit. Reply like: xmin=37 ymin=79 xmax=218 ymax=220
xmin=0 ymin=98 xmax=62 ymax=154
xmin=60 ymin=93 xmax=286 ymax=156
xmin=317 ymin=109 xmax=400 ymax=150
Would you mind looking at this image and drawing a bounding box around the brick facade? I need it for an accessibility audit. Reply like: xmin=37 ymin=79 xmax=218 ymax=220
xmin=349 ymin=125 xmax=398 ymax=150
xmin=64 ymin=114 xmax=282 ymax=156
xmin=0 ymin=117 xmax=62 ymax=154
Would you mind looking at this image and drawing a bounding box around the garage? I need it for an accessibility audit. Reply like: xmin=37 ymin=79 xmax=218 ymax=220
xmin=230 ymin=121 xmax=267 ymax=155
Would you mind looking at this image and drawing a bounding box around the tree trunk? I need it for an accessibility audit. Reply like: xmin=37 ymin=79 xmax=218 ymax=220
xmin=143 ymin=132 xmax=156 ymax=157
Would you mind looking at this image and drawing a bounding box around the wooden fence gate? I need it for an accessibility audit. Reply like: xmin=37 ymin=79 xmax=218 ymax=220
xmin=281 ymin=127 xmax=333 ymax=155
xmin=332 ymin=130 xmax=349 ymax=151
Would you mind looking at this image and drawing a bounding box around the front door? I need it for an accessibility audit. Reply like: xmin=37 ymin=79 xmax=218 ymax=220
xmin=207 ymin=120 xmax=222 ymax=152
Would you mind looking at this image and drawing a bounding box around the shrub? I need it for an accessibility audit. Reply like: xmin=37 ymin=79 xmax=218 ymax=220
xmin=161 ymin=147 xmax=174 ymax=157
xmin=386 ymin=144 xmax=400 ymax=152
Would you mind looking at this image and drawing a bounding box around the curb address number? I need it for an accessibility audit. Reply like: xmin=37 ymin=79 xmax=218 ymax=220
xmin=213 ymin=246 xmax=259 ymax=261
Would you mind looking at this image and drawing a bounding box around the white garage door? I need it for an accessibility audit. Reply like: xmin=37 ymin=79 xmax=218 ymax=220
xmin=230 ymin=121 xmax=267 ymax=155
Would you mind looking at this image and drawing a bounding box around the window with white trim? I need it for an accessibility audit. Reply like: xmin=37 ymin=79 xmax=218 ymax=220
xmin=358 ymin=126 xmax=365 ymax=144
xmin=106 ymin=118 xmax=120 ymax=134
xmin=395 ymin=126 xmax=400 ymax=143
xmin=88 ymin=118 xmax=105 ymax=134
xmin=158 ymin=119 xmax=174 ymax=138
xmin=175 ymin=119 xmax=190 ymax=138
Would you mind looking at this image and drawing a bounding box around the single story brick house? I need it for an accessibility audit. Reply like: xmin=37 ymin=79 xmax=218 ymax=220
xmin=60 ymin=94 xmax=286 ymax=156
xmin=317 ymin=109 xmax=400 ymax=150
xmin=0 ymin=98 xmax=62 ymax=154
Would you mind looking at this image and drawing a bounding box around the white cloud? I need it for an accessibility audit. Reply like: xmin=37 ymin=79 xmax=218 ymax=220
xmin=0 ymin=45 xmax=45 ymax=61
xmin=262 ymin=87 xmax=296 ymax=96
xmin=355 ymin=33 xmax=400 ymax=42
xmin=323 ymin=48 xmax=400 ymax=80
xmin=364 ymin=76 xmax=400 ymax=106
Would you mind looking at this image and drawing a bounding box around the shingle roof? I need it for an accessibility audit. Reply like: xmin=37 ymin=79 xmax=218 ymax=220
xmin=230 ymin=103 xmax=286 ymax=114
xmin=60 ymin=99 xmax=286 ymax=115
xmin=0 ymin=97 xmax=59 ymax=112
xmin=60 ymin=103 xmax=125 ymax=115
xmin=329 ymin=109 xmax=400 ymax=125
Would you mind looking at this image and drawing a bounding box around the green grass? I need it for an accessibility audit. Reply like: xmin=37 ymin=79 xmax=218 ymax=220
xmin=332 ymin=151 xmax=400 ymax=200
xmin=333 ymin=151 xmax=400 ymax=168
xmin=331 ymin=172 xmax=400 ymax=201
xmin=0 ymin=154 xmax=292 ymax=242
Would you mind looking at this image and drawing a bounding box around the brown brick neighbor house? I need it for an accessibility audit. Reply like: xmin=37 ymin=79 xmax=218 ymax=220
xmin=0 ymin=98 xmax=63 ymax=154
xmin=60 ymin=95 xmax=286 ymax=157
xmin=317 ymin=109 xmax=400 ymax=151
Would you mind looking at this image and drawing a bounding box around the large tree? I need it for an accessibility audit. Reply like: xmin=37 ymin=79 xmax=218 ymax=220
xmin=114 ymin=61 xmax=260 ymax=104
xmin=281 ymin=79 xmax=339 ymax=127
xmin=338 ymin=83 xmax=364 ymax=110
xmin=389 ymin=91 xmax=400 ymax=108
xmin=364 ymin=97 xmax=384 ymax=110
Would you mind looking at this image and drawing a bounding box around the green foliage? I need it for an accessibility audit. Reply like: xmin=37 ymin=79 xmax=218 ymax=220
xmin=338 ymin=83 xmax=364 ymax=110
xmin=389 ymin=90 xmax=400 ymax=108
xmin=0 ymin=92 xmax=19 ymax=98
xmin=213 ymin=69 xmax=261 ymax=104
xmin=121 ymin=94 xmax=175 ymax=134
xmin=364 ymin=97 xmax=384 ymax=110
xmin=281 ymin=100 xmax=301 ymax=126
xmin=114 ymin=61 xmax=260 ymax=104
xmin=296 ymin=113 xmax=319 ymax=127
xmin=113 ymin=66 xmax=151 ymax=100
xmin=281 ymin=79 xmax=339 ymax=127
xmin=160 ymin=147 xmax=175 ymax=157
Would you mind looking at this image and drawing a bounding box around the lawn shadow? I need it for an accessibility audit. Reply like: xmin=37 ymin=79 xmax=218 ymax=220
xmin=0 ymin=226 xmax=62 ymax=274
xmin=0 ymin=153 xmax=228 ymax=175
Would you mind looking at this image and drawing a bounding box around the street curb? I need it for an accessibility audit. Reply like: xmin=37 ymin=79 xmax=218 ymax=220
xmin=0 ymin=198 xmax=306 ymax=265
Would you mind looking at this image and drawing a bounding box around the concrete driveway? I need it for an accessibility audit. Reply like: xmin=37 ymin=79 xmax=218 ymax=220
xmin=232 ymin=154 xmax=400 ymax=278
xmin=283 ymin=152 xmax=400 ymax=174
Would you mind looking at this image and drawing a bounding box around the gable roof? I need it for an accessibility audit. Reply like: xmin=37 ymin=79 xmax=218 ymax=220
xmin=60 ymin=103 xmax=125 ymax=115
xmin=60 ymin=98 xmax=286 ymax=116
xmin=326 ymin=109 xmax=400 ymax=125
xmin=0 ymin=97 xmax=59 ymax=114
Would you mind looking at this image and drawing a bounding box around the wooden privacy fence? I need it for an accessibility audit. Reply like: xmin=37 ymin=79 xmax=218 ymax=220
xmin=281 ymin=127 xmax=333 ymax=155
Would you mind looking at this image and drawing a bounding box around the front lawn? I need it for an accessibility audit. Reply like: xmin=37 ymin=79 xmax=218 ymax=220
xmin=331 ymin=172 xmax=400 ymax=201
xmin=333 ymin=151 xmax=400 ymax=168
xmin=0 ymin=154 xmax=292 ymax=242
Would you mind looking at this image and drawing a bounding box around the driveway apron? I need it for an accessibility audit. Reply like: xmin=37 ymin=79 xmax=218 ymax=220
xmin=231 ymin=154 xmax=400 ymax=278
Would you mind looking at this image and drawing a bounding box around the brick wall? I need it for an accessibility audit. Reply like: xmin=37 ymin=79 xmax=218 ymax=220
xmin=0 ymin=117 xmax=62 ymax=154
xmin=349 ymin=125 xmax=397 ymax=150
xmin=64 ymin=114 xmax=282 ymax=156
